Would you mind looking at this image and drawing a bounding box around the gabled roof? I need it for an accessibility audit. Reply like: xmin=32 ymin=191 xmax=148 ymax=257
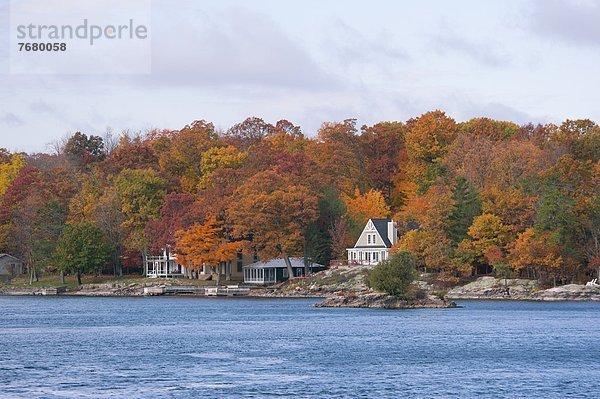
xmin=371 ymin=218 xmax=393 ymax=248
xmin=0 ymin=254 xmax=22 ymax=262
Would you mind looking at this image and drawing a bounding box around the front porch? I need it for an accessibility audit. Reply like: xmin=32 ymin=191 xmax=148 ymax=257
xmin=346 ymin=248 xmax=390 ymax=266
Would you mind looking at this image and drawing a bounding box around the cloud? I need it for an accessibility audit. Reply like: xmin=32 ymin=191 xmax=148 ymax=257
xmin=325 ymin=21 xmax=408 ymax=69
xmin=147 ymin=5 xmax=337 ymax=90
xmin=447 ymin=98 xmax=538 ymax=125
xmin=431 ymin=27 xmax=508 ymax=68
xmin=0 ymin=112 xmax=24 ymax=126
xmin=523 ymin=0 xmax=600 ymax=46
xmin=29 ymin=100 xmax=58 ymax=114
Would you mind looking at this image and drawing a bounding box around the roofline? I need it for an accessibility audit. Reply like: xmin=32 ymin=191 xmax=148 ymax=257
xmin=347 ymin=246 xmax=390 ymax=249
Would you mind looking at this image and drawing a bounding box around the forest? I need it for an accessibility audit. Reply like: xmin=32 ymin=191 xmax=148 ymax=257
xmin=0 ymin=110 xmax=598 ymax=286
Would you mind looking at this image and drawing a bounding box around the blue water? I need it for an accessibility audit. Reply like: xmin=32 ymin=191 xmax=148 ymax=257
xmin=1 ymin=297 xmax=599 ymax=398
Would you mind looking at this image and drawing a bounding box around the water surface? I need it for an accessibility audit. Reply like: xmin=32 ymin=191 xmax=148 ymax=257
xmin=1 ymin=297 xmax=599 ymax=398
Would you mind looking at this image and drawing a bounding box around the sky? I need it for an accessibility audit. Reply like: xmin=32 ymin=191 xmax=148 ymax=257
xmin=1 ymin=0 xmax=600 ymax=153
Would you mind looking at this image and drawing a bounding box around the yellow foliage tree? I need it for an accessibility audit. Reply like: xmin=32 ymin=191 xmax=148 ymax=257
xmin=0 ymin=153 xmax=25 ymax=200
xmin=199 ymin=145 xmax=247 ymax=189
xmin=405 ymin=110 xmax=457 ymax=165
xmin=508 ymin=228 xmax=565 ymax=284
xmin=343 ymin=188 xmax=390 ymax=226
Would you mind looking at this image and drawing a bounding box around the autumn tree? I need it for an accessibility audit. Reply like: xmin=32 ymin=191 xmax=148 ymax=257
xmin=455 ymin=213 xmax=513 ymax=275
xmin=223 ymin=117 xmax=274 ymax=150
xmin=146 ymin=192 xmax=199 ymax=253
xmin=114 ymin=168 xmax=167 ymax=264
xmin=359 ymin=121 xmax=404 ymax=202
xmin=175 ymin=216 xmax=244 ymax=284
xmin=227 ymin=170 xmax=319 ymax=276
xmin=153 ymin=120 xmax=218 ymax=192
xmin=64 ymin=132 xmax=105 ymax=166
xmin=343 ymin=188 xmax=390 ymax=226
xmin=101 ymin=134 xmax=159 ymax=176
xmin=95 ymin=187 xmax=124 ymax=276
xmin=310 ymin=119 xmax=364 ymax=195
xmin=404 ymin=110 xmax=457 ymax=190
xmin=0 ymin=151 xmax=25 ymax=199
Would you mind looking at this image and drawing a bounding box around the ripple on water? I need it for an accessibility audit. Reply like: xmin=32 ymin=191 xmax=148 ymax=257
xmin=1 ymin=297 xmax=600 ymax=398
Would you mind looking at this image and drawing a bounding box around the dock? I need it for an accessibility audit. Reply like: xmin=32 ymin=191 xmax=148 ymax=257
xmin=143 ymin=285 xmax=250 ymax=297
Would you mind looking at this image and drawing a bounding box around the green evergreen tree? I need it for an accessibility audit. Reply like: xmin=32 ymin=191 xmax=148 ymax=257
xmin=448 ymin=178 xmax=482 ymax=244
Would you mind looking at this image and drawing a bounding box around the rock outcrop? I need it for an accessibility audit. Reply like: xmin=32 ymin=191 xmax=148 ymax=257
xmin=447 ymin=276 xmax=600 ymax=301
xmin=530 ymin=284 xmax=600 ymax=301
xmin=447 ymin=276 xmax=539 ymax=300
xmin=315 ymin=292 xmax=456 ymax=309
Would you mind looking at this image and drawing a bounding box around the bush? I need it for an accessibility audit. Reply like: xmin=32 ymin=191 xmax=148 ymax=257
xmin=368 ymin=251 xmax=418 ymax=297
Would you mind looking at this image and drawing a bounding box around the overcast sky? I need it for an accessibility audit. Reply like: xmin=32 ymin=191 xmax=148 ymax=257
xmin=1 ymin=0 xmax=600 ymax=153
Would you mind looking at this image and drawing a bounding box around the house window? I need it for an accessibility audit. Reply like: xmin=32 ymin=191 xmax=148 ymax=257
xmin=283 ymin=268 xmax=288 ymax=278
xmin=373 ymin=252 xmax=378 ymax=262
xmin=367 ymin=235 xmax=371 ymax=244
xmin=237 ymin=253 xmax=243 ymax=272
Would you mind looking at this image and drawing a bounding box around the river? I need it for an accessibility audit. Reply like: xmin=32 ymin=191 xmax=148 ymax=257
xmin=1 ymin=297 xmax=599 ymax=398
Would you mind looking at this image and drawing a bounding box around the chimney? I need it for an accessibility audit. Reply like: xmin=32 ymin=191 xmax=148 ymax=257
xmin=387 ymin=220 xmax=397 ymax=246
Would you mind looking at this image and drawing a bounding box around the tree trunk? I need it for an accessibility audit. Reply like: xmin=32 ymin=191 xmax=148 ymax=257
xmin=226 ymin=260 xmax=231 ymax=281
xmin=283 ymin=255 xmax=294 ymax=279
xmin=215 ymin=265 xmax=221 ymax=286
xmin=76 ymin=269 xmax=82 ymax=286
xmin=60 ymin=271 xmax=65 ymax=285
xmin=142 ymin=250 xmax=147 ymax=277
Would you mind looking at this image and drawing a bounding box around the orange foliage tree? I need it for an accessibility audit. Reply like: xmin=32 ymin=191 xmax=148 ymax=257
xmin=343 ymin=188 xmax=390 ymax=225
xmin=175 ymin=216 xmax=245 ymax=284
xmin=227 ymin=170 xmax=319 ymax=276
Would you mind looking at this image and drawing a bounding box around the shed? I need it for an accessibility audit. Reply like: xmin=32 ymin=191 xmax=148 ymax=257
xmin=0 ymin=254 xmax=24 ymax=276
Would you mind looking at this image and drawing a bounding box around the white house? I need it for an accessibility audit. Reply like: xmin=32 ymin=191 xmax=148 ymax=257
xmin=144 ymin=249 xmax=256 ymax=280
xmin=347 ymin=218 xmax=398 ymax=265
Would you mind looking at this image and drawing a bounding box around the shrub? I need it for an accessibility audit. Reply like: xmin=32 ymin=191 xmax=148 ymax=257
xmin=368 ymin=251 xmax=418 ymax=297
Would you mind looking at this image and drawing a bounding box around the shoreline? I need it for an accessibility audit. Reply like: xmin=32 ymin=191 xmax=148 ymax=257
xmin=3 ymin=275 xmax=600 ymax=304
xmin=3 ymin=287 xmax=600 ymax=303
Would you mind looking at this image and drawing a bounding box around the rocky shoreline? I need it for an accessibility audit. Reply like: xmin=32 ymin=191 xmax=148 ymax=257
xmin=3 ymin=274 xmax=600 ymax=303
xmin=446 ymin=276 xmax=600 ymax=301
xmin=315 ymin=292 xmax=457 ymax=309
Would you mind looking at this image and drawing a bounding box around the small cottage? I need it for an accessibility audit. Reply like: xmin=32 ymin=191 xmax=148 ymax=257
xmin=0 ymin=254 xmax=24 ymax=276
xmin=243 ymin=257 xmax=325 ymax=285
xmin=346 ymin=218 xmax=398 ymax=265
